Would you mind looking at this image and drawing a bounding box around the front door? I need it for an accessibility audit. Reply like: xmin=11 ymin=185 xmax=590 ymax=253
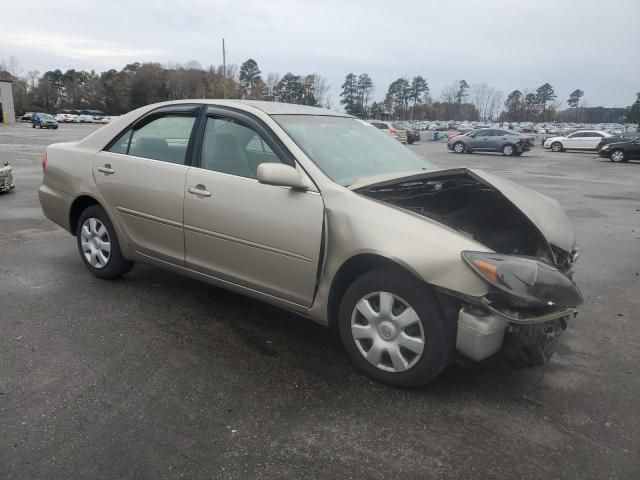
xmin=471 ymin=130 xmax=492 ymax=150
xmin=183 ymin=110 xmax=324 ymax=306
xmin=93 ymin=106 xmax=199 ymax=265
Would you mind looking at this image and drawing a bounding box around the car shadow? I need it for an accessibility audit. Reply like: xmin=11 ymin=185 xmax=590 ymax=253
xmin=112 ymin=263 xmax=554 ymax=398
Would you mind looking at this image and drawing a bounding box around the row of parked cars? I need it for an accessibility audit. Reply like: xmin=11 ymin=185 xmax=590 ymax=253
xmin=20 ymin=112 xmax=116 ymax=125
xmin=403 ymin=120 xmax=639 ymax=137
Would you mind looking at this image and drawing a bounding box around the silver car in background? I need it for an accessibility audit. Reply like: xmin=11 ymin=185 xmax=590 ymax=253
xmin=39 ymin=100 xmax=582 ymax=387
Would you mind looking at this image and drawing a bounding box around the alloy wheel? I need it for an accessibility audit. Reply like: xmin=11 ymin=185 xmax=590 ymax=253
xmin=503 ymin=145 xmax=514 ymax=156
xmin=80 ymin=217 xmax=111 ymax=269
xmin=454 ymin=143 xmax=464 ymax=153
xmin=551 ymin=142 xmax=562 ymax=152
xmin=610 ymin=150 xmax=625 ymax=162
xmin=350 ymin=291 xmax=425 ymax=372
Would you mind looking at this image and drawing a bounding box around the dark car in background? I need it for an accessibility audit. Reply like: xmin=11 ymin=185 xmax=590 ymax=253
xmin=598 ymin=138 xmax=640 ymax=162
xmin=20 ymin=112 xmax=34 ymax=123
xmin=448 ymin=128 xmax=531 ymax=156
xmin=393 ymin=122 xmax=420 ymax=144
xmin=32 ymin=113 xmax=59 ymax=129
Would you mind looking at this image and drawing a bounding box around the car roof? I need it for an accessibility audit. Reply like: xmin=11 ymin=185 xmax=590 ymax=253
xmin=155 ymin=99 xmax=350 ymax=117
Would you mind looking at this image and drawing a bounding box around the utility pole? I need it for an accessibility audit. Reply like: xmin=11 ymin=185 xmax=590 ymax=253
xmin=222 ymin=38 xmax=227 ymax=99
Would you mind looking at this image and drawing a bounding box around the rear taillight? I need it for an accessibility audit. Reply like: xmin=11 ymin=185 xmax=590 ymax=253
xmin=42 ymin=150 xmax=48 ymax=172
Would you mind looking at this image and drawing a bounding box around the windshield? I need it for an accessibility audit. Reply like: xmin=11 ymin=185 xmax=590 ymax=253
xmin=274 ymin=115 xmax=436 ymax=186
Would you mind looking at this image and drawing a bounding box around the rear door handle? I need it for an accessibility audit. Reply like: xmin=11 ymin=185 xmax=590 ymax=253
xmin=187 ymin=185 xmax=211 ymax=197
xmin=97 ymin=165 xmax=115 ymax=174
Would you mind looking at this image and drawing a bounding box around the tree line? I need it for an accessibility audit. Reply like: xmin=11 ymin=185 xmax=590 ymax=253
xmin=0 ymin=56 xmax=331 ymax=116
xmin=1 ymin=55 xmax=638 ymax=125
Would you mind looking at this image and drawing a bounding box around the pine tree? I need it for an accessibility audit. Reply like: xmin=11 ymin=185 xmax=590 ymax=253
xmin=627 ymin=92 xmax=640 ymax=126
xmin=275 ymin=73 xmax=303 ymax=104
xmin=356 ymin=73 xmax=374 ymax=116
xmin=567 ymin=89 xmax=584 ymax=121
xmin=340 ymin=73 xmax=358 ymax=114
xmin=239 ymin=59 xmax=262 ymax=99
xmin=409 ymin=76 xmax=428 ymax=120
xmin=536 ymin=83 xmax=556 ymax=120
xmin=504 ymin=90 xmax=523 ymax=121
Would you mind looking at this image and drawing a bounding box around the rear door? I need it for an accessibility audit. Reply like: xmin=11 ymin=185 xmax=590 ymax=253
xmin=183 ymin=108 xmax=324 ymax=306
xmin=94 ymin=105 xmax=200 ymax=265
xmin=581 ymin=132 xmax=604 ymax=150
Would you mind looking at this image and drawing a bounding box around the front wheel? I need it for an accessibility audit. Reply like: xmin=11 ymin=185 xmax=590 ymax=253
xmin=551 ymin=142 xmax=563 ymax=152
xmin=453 ymin=141 xmax=465 ymax=153
xmin=76 ymin=205 xmax=134 ymax=279
xmin=610 ymin=149 xmax=627 ymax=163
xmin=338 ymin=269 xmax=449 ymax=387
xmin=502 ymin=144 xmax=515 ymax=156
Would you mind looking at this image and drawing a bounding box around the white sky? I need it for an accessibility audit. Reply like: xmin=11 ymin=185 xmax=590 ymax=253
xmin=1 ymin=0 xmax=639 ymax=108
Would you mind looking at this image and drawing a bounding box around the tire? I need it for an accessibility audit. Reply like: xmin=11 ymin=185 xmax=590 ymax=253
xmin=609 ymin=149 xmax=627 ymax=163
xmin=338 ymin=268 xmax=449 ymax=388
xmin=453 ymin=141 xmax=465 ymax=153
xmin=408 ymin=139 xmax=414 ymax=145
xmin=502 ymin=144 xmax=515 ymax=156
xmin=32 ymin=123 xmax=35 ymax=128
xmin=550 ymin=141 xmax=563 ymax=152
xmin=76 ymin=205 xmax=134 ymax=279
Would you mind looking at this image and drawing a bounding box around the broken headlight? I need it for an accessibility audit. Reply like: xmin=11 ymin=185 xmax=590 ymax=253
xmin=462 ymin=251 xmax=583 ymax=308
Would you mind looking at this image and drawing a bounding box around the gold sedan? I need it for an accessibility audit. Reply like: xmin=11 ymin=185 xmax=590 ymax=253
xmin=39 ymin=100 xmax=582 ymax=387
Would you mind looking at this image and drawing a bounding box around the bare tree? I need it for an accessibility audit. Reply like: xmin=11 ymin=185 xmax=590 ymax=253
xmin=306 ymin=73 xmax=330 ymax=107
xmin=265 ymin=72 xmax=280 ymax=101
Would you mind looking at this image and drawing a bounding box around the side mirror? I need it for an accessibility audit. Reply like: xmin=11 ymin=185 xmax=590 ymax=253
xmin=257 ymin=163 xmax=309 ymax=191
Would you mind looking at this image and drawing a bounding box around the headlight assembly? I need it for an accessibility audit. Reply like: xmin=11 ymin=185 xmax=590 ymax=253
xmin=462 ymin=251 xmax=583 ymax=308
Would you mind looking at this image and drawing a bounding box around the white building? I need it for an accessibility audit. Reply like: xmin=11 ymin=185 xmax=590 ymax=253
xmin=0 ymin=79 xmax=16 ymax=124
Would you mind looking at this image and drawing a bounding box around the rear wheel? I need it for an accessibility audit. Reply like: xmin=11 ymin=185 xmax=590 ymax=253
xmin=610 ymin=149 xmax=627 ymax=163
xmin=76 ymin=205 xmax=134 ymax=279
xmin=338 ymin=269 xmax=448 ymax=387
xmin=453 ymin=141 xmax=465 ymax=153
xmin=551 ymin=141 xmax=563 ymax=152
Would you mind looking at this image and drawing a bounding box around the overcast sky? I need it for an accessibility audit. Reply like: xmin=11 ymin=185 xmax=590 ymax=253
xmin=2 ymin=0 xmax=639 ymax=108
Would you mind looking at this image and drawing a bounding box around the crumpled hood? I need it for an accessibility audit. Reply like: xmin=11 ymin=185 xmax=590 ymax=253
xmin=352 ymin=168 xmax=576 ymax=254
xmin=468 ymin=169 xmax=575 ymax=252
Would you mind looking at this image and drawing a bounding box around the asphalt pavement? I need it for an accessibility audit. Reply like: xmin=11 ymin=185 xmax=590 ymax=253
xmin=1 ymin=123 xmax=639 ymax=479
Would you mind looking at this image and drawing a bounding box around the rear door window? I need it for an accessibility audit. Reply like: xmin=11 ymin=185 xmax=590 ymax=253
xmin=107 ymin=114 xmax=197 ymax=164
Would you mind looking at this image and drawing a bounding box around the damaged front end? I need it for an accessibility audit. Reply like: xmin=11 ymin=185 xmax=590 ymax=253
xmin=0 ymin=162 xmax=16 ymax=193
xmin=355 ymin=168 xmax=583 ymax=366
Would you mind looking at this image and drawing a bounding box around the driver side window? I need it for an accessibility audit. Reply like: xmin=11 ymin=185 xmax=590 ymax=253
xmin=200 ymin=117 xmax=283 ymax=179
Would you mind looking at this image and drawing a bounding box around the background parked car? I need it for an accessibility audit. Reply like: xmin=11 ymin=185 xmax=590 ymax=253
xmin=393 ymin=122 xmax=420 ymax=144
xmin=598 ymin=138 xmax=640 ymax=163
xmin=20 ymin=112 xmax=33 ymax=123
xmin=368 ymin=121 xmax=408 ymax=144
xmin=32 ymin=113 xmax=59 ymax=129
xmin=448 ymin=128 xmax=530 ymax=156
xmin=543 ymin=130 xmax=616 ymax=152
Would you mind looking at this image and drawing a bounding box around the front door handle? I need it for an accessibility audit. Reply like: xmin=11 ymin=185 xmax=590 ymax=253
xmin=187 ymin=185 xmax=211 ymax=197
xmin=97 ymin=164 xmax=115 ymax=174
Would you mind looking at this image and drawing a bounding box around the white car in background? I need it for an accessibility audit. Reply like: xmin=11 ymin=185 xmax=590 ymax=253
xmin=544 ymin=130 xmax=613 ymax=152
